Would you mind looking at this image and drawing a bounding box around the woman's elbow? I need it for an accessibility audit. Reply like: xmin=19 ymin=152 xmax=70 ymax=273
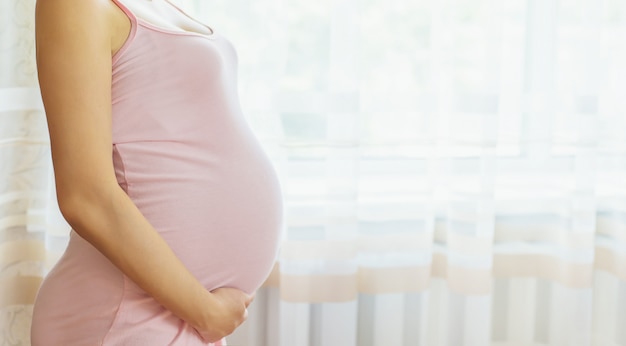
xmin=57 ymin=194 xmax=87 ymax=225
xmin=55 ymin=183 xmax=119 ymax=227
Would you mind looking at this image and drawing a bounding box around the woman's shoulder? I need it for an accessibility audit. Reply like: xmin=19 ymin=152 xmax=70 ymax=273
xmin=35 ymin=0 xmax=114 ymax=23
xmin=35 ymin=0 xmax=130 ymax=58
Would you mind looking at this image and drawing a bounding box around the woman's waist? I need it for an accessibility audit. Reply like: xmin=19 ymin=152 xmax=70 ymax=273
xmin=125 ymin=173 xmax=283 ymax=226
xmin=114 ymin=141 xmax=282 ymax=197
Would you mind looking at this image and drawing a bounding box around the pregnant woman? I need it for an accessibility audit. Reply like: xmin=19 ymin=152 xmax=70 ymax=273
xmin=31 ymin=0 xmax=283 ymax=344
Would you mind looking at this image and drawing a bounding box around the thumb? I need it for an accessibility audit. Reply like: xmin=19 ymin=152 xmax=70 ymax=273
xmin=243 ymin=307 xmax=249 ymax=320
xmin=244 ymin=291 xmax=256 ymax=306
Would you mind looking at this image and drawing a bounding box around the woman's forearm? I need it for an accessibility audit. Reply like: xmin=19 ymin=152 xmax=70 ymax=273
xmin=58 ymin=182 xmax=217 ymax=331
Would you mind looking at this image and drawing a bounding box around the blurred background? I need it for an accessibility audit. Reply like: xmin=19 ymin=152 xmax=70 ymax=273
xmin=2 ymin=0 xmax=626 ymax=345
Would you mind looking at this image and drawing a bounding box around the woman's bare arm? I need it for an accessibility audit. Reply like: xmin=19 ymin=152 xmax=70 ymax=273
xmin=35 ymin=0 xmax=250 ymax=341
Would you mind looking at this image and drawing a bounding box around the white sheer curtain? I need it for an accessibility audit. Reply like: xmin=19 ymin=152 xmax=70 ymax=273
xmin=2 ymin=0 xmax=626 ymax=345
xmin=1 ymin=0 xmax=49 ymax=343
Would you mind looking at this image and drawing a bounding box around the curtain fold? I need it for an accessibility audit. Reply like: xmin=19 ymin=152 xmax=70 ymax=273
xmin=2 ymin=0 xmax=626 ymax=345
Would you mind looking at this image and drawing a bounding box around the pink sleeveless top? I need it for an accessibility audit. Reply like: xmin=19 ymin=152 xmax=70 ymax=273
xmin=31 ymin=0 xmax=283 ymax=344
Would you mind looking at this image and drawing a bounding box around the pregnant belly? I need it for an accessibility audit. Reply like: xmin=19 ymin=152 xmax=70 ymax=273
xmin=113 ymin=140 xmax=284 ymax=295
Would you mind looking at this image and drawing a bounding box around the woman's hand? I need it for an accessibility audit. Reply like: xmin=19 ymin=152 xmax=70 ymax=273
xmin=194 ymin=288 xmax=256 ymax=343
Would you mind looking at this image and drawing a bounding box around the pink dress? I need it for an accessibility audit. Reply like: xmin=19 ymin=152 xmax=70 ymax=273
xmin=30 ymin=0 xmax=283 ymax=344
